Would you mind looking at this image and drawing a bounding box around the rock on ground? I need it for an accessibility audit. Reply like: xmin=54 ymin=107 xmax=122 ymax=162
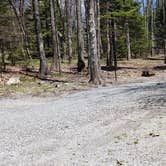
xmin=6 ymin=76 xmax=20 ymax=85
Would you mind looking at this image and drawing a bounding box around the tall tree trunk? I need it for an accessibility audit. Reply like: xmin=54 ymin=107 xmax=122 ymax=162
xmin=84 ymin=0 xmax=90 ymax=73
xmin=142 ymin=0 xmax=149 ymax=47
xmin=95 ymin=0 xmax=101 ymax=59
xmin=88 ymin=0 xmax=101 ymax=84
xmin=151 ymin=5 xmax=155 ymax=56
xmin=56 ymin=0 xmax=66 ymax=62
xmin=65 ymin=0 xmax=72 ymax=64
xmin=106 ymin=19 xmax=111 ymax=66
xmin=0 ymin=40 xmax=6 ymax=71
xmin=162 ymin=0 xmax=166 ymax=63
xmin=146 ymin=0 xmax=151 ymax=53
xmin=162 ymin=0 xmax=166 ymax=27
xmin=33 ymin=0 xmax=48 ymax=77
xmin=164 ymin=40 xmax=166 ymax=64
xmin=50 ymin=0 xmax=59 ymax=70
xmin=45 ymin=6 xmax=51 ymax=49
xmin=111 ymin=17 xmax=117 ymax=80
xmin=125 ymin=22 xmax=131 ymax=60
xmin=106 ymin=2 xmax=113 ymax=67
xmin=76 ymin=0 xmax=85 ymax=72
xmin=106 ymin=19 xmax=113 ymax=67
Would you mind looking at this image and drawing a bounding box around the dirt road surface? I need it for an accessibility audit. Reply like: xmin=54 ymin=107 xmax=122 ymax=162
xmin=0 ymin=81 xmax=166 ymax=166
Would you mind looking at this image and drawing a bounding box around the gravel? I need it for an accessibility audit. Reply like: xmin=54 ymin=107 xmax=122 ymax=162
xmin=0 ymin=81 xmax=166 ymax=166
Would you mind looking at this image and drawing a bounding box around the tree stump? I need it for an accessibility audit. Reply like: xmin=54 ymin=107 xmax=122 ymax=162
xmin=142 ymin=68 xmax=155 ymax=77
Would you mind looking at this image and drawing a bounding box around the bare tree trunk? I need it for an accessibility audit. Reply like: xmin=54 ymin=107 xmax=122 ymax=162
xmin=146 ymin=0 xmax=151 ymax=53
xmin=33 ymin=0 xmax=48 ymax=77
xmin=162 ymin=0 xmax=166 ymax=63
xmin=111 ymin=17 xmax=117 ymax=81
xmin=65 ymin=0 xmax=72 ymax=64
xmin=147 ymin=0 xmax=155 ymax=56
xmin=106 ymin=2 xmax=113 ymax=67
xmin=164 ymin=40 xmax=166 ymax=64
xmin=125 ymin=22 xmax=131 ymax=60
xmin=95 ymin=0 xmax=103 ymax=59
xmin=106 ymin=19 xmax=113 ymax=67
xmin=50 ymin=0 xmax=59 ymax=70
xmin=84 ymin=0 xmax=91 ymax=73
xmin=162 ymin=0 xmax=166 ymax=27
xmin=56 ymin=0 xmax=66 ymax=62
xmin=76 ymin=0 xmax=85 ymax=72
xmin=0 ymin=40 xmax=6 ymax=71
xmin=88 ymin=0 xmax=101 ymax=84
xmin=151 ymin=5 xmax=155 ymax=56
xmin=106 ymin=19 xmax=111 ymax=66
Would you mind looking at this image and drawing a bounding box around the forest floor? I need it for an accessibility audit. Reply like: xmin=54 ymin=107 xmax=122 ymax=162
xmin=0 ymin=80 xmax=166 ymax=165
xmin=0 ymin=55 xmax=166 ymax=165
xmin=0 ymin=55 xmax=166 ymax=98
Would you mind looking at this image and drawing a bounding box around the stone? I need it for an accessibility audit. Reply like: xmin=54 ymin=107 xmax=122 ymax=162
xmin=7 ymin=76 xmax=20 ymax=85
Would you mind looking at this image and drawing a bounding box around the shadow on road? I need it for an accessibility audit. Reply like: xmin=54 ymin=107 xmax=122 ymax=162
xmin=101 ymin=66 xmax=138 ymax=71
xmin=154 ymin=65 xmax=166 ymax=70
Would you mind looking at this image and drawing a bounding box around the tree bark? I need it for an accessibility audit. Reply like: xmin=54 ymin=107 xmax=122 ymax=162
xmin=76 ymin=0 xmax=85 ymax=72
xmin=0 ymin=40 xmax=6 ymax=71
xmin=125 ymin=22 xmax=131 ymax=60
xmin=56 ymin=0 xmax=66 ymax=62
xmin=111 ymin=17 xmax=117 ymax=81
xmin=84 ymin=0 xmax=91 ymax=73
xmin=65 ymin=0 xmax=72 ymax=64
xmin=33 ymin=0 xmax=48 ymax=77
xmin=88 ymin=0 xmax=101 ymax=84
xmin=95 ymin=0 xmax=102 ymax=59
xmin=164 ymin=40 xmax=166 ymax=64
xmin=162 ymin=0 xmax=166 ymax=27
xmin=50 ymin=0 xmax=59 ymax=70
xmin=151 ymin=5 xmax=155 ymax=56
xmin=106 ymin=19 xmax=113 ymax=67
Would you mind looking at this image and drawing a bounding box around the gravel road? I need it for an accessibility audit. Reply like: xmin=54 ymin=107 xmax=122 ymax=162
xmin=0 ymin=81 xmax=166 ymax=166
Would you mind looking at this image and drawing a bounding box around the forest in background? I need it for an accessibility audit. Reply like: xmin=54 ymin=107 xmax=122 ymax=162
xmin=0 ymin=0 xmax=166 ymax=86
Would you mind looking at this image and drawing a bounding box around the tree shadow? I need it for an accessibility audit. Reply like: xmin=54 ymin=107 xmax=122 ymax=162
xmin=101 ymin=66 xmax=138 ymax=71
xmin=0 ymin=70 xmax=19 ymax=74
xmin=153 ymin=65 xmax=166 ymax=70
xmin=147 ymin=57 xmax=164 ymax=61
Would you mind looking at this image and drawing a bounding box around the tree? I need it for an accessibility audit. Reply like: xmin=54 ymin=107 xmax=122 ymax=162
xmin=88 ymin=0 xmax=101 ymax=84
xmin=125 ymin=22 xmax=131 ymax=60
xmin=1 ymin=0 xmax=165 ymax=85
xmin=75 ymin=0 xmax=85 ymax=72
xmin=33 ymin=0 xmax=48 ymax=77
xmin=0 ymin=40 xmax=5 ymax=71
xmin=154 ymin=0 xmax=166 ymax=63
xmin=95 ymin=0 xmax=102 ymax=60
xmin=65 ymin=0 xmax=72 ymax=63
xmin=0 ymin=1 xmax=21 ymax=68
xmin=49 ymin=0 xmax=60 ymax=71
xmin=8 ymin=0 xmax=31 ymax=60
